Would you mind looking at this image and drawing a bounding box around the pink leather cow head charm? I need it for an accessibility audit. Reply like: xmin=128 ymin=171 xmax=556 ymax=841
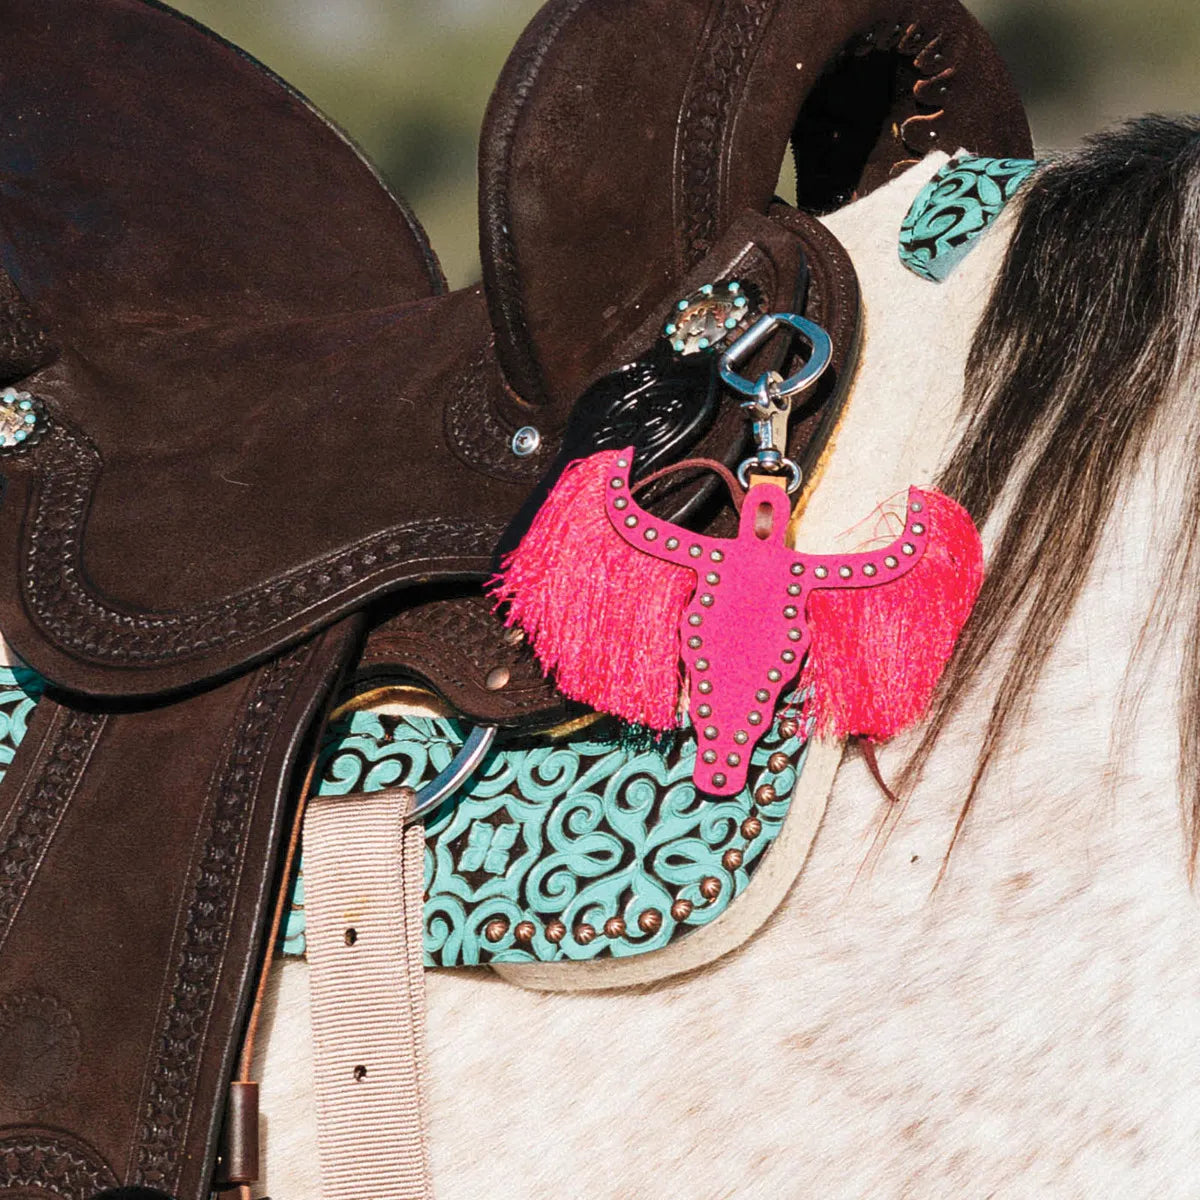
xmin=492 ymin=448 xmax=983 ymax=795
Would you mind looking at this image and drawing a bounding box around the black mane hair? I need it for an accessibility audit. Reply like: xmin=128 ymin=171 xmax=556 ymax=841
xmin=909 ymin=115 xmax=1200 ymax=871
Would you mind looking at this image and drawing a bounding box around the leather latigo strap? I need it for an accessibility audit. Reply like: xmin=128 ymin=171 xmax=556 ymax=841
xmin=0 ymin=619 xmax=358 ymax=1198
xmin=0 ymin=0 xmax=1028 ymax=707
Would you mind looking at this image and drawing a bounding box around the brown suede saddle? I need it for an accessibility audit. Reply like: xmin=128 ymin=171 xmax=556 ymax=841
xmin=0 ymin=0 xmax=1030 ymax=1196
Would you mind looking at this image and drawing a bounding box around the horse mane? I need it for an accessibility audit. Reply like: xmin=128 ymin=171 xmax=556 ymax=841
xmin=905 ymin=115 xmax=1200 ymax=872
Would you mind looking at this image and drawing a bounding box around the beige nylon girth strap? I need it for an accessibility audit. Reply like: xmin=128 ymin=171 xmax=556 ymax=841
xmin=303 ymin=785 xmax=434 ymax=1199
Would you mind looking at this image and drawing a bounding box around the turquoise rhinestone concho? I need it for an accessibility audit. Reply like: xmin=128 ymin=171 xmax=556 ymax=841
xmin=664 ymin=280 xmax=756 ymax=355
xmin=0 ymin=388 xmax=46 ymax=453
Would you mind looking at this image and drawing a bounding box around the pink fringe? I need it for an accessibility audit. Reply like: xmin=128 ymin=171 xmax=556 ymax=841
xmin=489 ymin=449 xmax=694 ymax=730
xmin=799 ymin=488 xmax=984 ymax=740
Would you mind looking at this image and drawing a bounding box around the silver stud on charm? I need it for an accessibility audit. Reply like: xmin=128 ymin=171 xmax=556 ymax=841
xmin=814 ymin=566 xmax=828 ymax=579
xmin=911 ymin=500 xmax=923 ymax=513
xmin=791 ymin=563 xmax=804 ymax=576
xmin=699 ymin=593 xmax=714 ymax=607
xmin=703 ymin=750 xmax=717 ymax=764
xmin=783 ymin=605 xmax=798 ymax=619
xmin=688 ymin=614 xmax=703 ymax=627
xmin=697 ymin=704 xmax=712 ymax=718
xmin=614 ymin=497 xmax=629 ymax=510
xmin=734 ymin=730 xmax=749 ymax=744
xmin=666 ymin=537 xmax=680 ymax=551
xmin=704 ymin=726 xmax=718 ymax=740
xmin=610 ymin=477 xmax=624 ymax=489
xmin=767 ymin=668 xmax=782 ymax=682
xmin=698 ymin=680 xmax=713 ymax=694
xmin=863 ymin=563 xmax=877 ymax=577
xmin=512 ymin=426 xmax=542 ymax=457
xmin=726 ymin=753 xmax=741 ymax=767
xmin=782 ymin=649 xmax=796 ymax=663
xmin=788 ymin=629 xmax=802 ymax=641
xmin=747 ymin=711 xmax=763 ymax=726
xmin=644 ymin=528 xmax=658 ymax=541
xmin=885 ymin=555 xmax=898 ymax=569
xmin=911 ymin=523 xmax=925 ymax=536
xmin=617 ymin=458 xmax=629 ymax=469
xmin=902 ymin=543 xmax=915 ymax=556
xmin=711 ymin=550 xmax=725 ymax=563
xmin=695 ymin=659 xmax=709 ymax=671
xmin=688 ymin=636 xmax=702 ymax=649
xmin=755 ymin=689 xmax=769 ymax=703
xmin=788 ymin=583 xmax=801 ymax=596
xmin=839 ymin=565 xmax=852 ymax=579
xmin=706 ymin=573 xmax=720 ymax=585
xmin=689 ymin=545 xmax=703 ymax=558
xmin=712 ymin=773 xmax=727 ymax=788
xmin=625 ymin=515 xmax=638 ymax=528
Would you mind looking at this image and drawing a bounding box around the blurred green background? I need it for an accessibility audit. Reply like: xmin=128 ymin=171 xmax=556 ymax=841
xmin=169 ymin=0 xmax=1200 ymax=288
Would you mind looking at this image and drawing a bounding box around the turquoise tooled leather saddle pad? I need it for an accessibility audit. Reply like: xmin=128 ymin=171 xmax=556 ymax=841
xmin=0 ymin=665 xmax=808 ymax=967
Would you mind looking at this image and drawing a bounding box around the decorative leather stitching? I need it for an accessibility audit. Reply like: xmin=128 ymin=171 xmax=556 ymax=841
xmin=676 ymin=0 xmax=774 ymax=266
xmin=20 ymin=427 xmax=504 ymax=667
xmin=0 ymin=269 xmax=55 ymax=384
xmin=0 ymin=705 xmax=106 ymax=953
xmin=131 ymin=646 xmax=311 ymax=1190
xmin=0 ymin=1132 xmax=118 ymax=1196
xmin=442 ymin=343 xmax=549 ymax=483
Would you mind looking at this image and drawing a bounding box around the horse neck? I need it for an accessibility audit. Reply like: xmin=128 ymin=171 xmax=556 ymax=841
xmin=793 ymin=153 xmax=1010 ymax=551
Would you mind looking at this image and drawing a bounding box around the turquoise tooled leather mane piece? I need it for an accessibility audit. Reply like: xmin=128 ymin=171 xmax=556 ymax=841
xmin=899 ymin=156 xmax=1038 ymax=283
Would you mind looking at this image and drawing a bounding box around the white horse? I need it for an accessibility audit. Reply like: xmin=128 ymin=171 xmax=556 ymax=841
xmin=251 ymin=119 xmax=1200 ymax=1198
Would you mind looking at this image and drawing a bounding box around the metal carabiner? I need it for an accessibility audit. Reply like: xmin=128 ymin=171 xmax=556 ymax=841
xmin=718 ymin=312 xmax=833 ymax=401
xmin=720 ymin=313 xmax=832 ymax=491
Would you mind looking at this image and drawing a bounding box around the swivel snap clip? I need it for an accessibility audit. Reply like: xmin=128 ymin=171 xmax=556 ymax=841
xmin=719 ymin=312 xmax=832 ymax=493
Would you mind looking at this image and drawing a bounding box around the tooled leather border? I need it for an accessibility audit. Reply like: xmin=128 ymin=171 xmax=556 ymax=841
xmin=0 ymin=1130 xmax=118 ymax=1196
xmin=128 ymin=645 xmax=311 ymax=1190
xmin=442 ymin=341 xmax=549 ymax=484
xmin=0 ymin=704 xmax=107 ymax=953
xmin=18 ymin=427 xmax=503 ymax=668
xmin=675 ymin=0 xmax=774 ymax=267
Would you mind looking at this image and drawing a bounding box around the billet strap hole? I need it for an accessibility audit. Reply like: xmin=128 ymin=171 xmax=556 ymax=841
xmin=353 ymin=1064 xmax=368 ymax=1082
xmin=754 ymin=502 xmax=775 ymax=540
xmin=343 ymin=927 xmax=357 ymax=946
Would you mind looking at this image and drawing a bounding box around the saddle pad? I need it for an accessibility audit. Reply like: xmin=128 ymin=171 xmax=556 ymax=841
xmin=0 ymin=664 xmax=40 ymax=763
xmin=286 ymin=701 xmax=809 ymax=967
xmin=0 ymin=665 xmax=806 ymax=970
